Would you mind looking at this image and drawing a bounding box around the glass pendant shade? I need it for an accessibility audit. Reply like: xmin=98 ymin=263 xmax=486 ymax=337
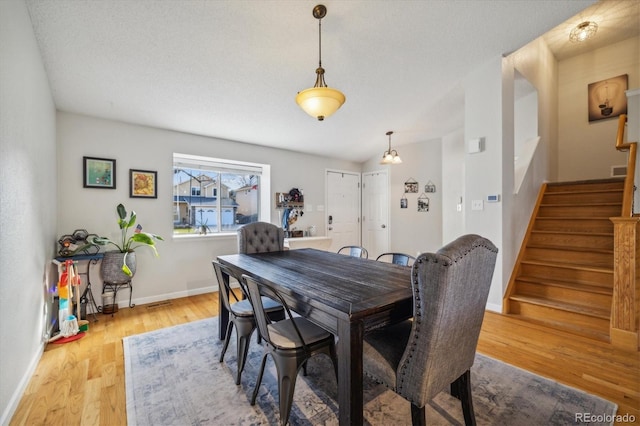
xmin=296 ymin=86 xmax=346 ymax=121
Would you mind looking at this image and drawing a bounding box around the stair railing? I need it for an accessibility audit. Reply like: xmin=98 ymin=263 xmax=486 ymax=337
xmin=610 ymin=113 xmax=639 ymax=351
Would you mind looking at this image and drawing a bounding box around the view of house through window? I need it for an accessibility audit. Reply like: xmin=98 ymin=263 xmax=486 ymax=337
xmin=173 ymin=153 xmax=268 ymax=235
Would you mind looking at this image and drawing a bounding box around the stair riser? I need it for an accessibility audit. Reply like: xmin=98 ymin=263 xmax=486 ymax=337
xmin=533 ymin=219 xmax=613 ymax=233
xmin=524 ymin=248 xmax=613 ymax=268
xmin=542 ymin=191 xmax=623 ymax=205
xmin=515 ymin=282 xmax=612 ymax=311
xmin=538 ymin=205 xmax=621 ymax=217
xmin=529 ymin=233 xmax=613 ymax=250
xmin=509 ymin=301 xmax=610 ymax=338
xmin=519 ymin=263 xmax=612 ymax=288
xmin=545 ymin=181 xmax=624 ymax=193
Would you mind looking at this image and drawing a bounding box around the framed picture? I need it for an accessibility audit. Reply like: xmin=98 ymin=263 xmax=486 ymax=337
xmin=130 ymin=169 xmax=157 ymax=198
xmin=400 ymin=196 xmax=408 ymax=209
xmin=418 ymin=194 xmax=430 ymax=212
xmin=83 ymin=156 xmax=116 ymax=189
xmin=404 ymin=178 xmax=418 ymax=193
xmin=588 ymin=74 xmax=628 ymax=122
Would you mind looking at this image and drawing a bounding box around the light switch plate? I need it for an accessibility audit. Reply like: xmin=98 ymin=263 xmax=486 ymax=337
xmin=471 ymin=200 xmax=484 ymax=211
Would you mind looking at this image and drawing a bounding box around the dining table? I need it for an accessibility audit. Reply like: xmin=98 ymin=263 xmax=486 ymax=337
xmin=217 ymin=248 xmax=413 ymax=425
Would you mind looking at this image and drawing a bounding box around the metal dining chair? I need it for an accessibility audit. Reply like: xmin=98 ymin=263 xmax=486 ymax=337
xmin=337 ymin=245 xmax=369 ymax=259
xmin=375 ymin=252 xmax=416 ymax=266
xmin=212 ymin=260 xmax=285 ymax=385
xmin=363 ymin=234 xmax=498 ymax=426
xmin=243 ymin=274 xmax=338 ymax=426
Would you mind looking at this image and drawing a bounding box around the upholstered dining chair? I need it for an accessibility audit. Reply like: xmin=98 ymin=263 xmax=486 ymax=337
xmin=375 ymin=252 xmax=416 ymax=266
xmin=363 ymin=234 xmax=498 ymax=426
xmin=242 ymin=274 xmax=338 ymax=426
xmin=337 ymin=245 xmax=368 ymax=259
xmin=237 ymin=221 xmax=285 ymax=254
xmin=212 ymin=260 xmax=285 ymax=385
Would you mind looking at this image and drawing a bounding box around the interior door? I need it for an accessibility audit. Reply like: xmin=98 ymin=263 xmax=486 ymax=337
xmin=362 ymin=171 xmax=389 ymax=258
xmin=326 ymin=170 xmax=361 ymax=252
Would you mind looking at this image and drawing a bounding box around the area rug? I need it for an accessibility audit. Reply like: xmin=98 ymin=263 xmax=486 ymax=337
xmin=123 ymin=317 xmax=617 ymax=425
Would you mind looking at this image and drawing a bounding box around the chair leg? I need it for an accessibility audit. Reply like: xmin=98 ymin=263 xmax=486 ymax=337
xmin=251 ymin=353 xmax=269 ymax=405
xmin=219 ymin=321 xmax=234 ymax=362
xmin=410 ymin=404 xmax=426 ymax=426
xmin=272 ymin=355 xmax=302 ymax=426
xmin=453 ymin=370 xmax=476 ymax=426
xmin=236 ymin=333 xmax=252 ymax=385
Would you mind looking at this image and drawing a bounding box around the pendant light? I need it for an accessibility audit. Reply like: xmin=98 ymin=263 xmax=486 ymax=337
xmin=295 ymin=4 xmax=345 ymax=121
xmin=380 ymin=131 xmax=402 ymax=165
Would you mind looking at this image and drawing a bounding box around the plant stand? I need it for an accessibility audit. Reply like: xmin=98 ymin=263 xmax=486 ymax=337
xmin=101 ymin=280 xmax=134 ymax=316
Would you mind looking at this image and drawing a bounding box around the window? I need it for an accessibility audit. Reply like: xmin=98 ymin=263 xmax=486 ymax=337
xmin=173 ymin=153 xmax=270 ymax=236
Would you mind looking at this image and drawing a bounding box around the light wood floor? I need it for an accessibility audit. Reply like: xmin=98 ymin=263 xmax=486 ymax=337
xmin=9 ymin=293 xmax=639 ymax=425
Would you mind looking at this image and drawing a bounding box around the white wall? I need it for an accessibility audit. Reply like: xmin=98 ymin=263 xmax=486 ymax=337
xmin=0 ymin=0 xmax=58 ymax=422
xmin=363 ymin=138 xmax=443 ymax=257
xmin=558 ymin=37 xmax=639 ymax=181
xmin=56 ymin=112 xmax=360 ymax=307
xmin=442 ymin=128 xmax=465 ymax=243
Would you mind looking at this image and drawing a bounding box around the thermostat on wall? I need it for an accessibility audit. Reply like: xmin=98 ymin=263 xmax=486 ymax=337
xmin=486 ymin=194 xmax=500 ymax=203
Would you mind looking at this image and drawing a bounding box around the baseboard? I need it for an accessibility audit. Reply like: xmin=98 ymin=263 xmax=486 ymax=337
xmin=485 ymin=301 xmax=502 ymax=313
xmin=115 ymin=285 xmax=217 ymax=308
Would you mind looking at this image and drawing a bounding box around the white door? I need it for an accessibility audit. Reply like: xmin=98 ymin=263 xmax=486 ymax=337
xmin=362 ymin=171 xmax=389 ymax=259
xmin=326 ymin=171 xmax=361 ymax=253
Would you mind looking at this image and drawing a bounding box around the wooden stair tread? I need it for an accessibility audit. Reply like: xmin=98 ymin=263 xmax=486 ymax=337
xmin=540 ymin=202 xmax=621 ymax=207
xmin=530 ymin=230 xmax=612 ymax=237
xmin=509 ymin=294 xmax=610 ymax=319
xmin=520 ymin=259 xmax=613 ymax=274
xmin=535 ymin=217 xmax=616 ymax=221
xmin=503 ymin=313 xmax=611 ymax=342
xmin=515 ymin=275 xmax=613 ymax=295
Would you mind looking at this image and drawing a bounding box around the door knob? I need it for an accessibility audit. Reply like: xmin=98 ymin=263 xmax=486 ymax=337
xmin=381 ymin=224 xmax=386 ymax=228
xmin=328 ymin=226 xmax=333 ymax=230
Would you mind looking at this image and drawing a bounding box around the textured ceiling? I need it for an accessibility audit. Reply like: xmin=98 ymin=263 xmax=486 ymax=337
xmin=25 ymin=0 xmax=635 ymax=162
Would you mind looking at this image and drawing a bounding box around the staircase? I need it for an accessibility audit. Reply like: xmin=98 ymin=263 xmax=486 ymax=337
xmin=505 ymin=178 xmax=625 ymax=342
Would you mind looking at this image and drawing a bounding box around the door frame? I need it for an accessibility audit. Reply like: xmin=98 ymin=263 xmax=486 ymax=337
xmin=362 ymin=169 xmax=390 ymax=258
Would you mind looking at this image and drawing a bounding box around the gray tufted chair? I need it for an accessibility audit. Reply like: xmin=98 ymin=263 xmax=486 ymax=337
xmin=362 ymin=234 xmax=498 ymax=426
xmin=237 ymin=222 xmax=285 ymax=254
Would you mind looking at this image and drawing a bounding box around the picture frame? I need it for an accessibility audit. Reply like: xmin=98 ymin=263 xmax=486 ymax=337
xmin=418 ymin=194 xmax=430 ymax=212
xmin=400 ymin=195 xmax=408 ymax=209
xmin=83 ymin=156 xmax=116 ymax=189
xmin=130 ymin=169 xmax=158 ymax=198
xmin=588 ymin=74 xmax=628 ymax=122
xmin=404 ymin=178 xmax=418 ymax=193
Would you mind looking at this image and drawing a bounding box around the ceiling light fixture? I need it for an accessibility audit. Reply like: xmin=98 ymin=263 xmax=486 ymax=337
xmin=569 ymin=21 xmax=598 ymax=43
xmin=295 ymin=4 xmax=345 ymax=121
xmin=380 ymin=131 xmax=402 ymax=165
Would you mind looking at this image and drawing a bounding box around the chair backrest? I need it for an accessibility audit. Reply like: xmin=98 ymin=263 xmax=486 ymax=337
xmin=375 ymin=252 xmax=416 ymax=266
xmin=242 ymin=274 xmax=307 ymax=350
xmin=337 ymin=245 xmax=368 ymax=259
xmin=212 ymin=260 xmax=248 ymax=312
xmin=237 ymin=222 xmax=285 ymax=254
xmin=396 ymin=234 xmax=498 ymax=406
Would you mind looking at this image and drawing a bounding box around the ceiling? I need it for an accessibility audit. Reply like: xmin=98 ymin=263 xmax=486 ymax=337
xmin=25 ymin=1 xmax=638 ymax=162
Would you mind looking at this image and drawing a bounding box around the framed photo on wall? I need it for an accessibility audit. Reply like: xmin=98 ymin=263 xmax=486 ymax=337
xmin=588 ymin=74 xmax=628 ymax=122
xmin=129 ymin=169 xmax=157 ymax=198
xmin=83 ymin=156 xmax=116 ymax=189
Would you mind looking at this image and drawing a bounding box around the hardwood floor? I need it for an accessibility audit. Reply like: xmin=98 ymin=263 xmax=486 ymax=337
xmin=9 ymin=294 xmax=639 ymax=425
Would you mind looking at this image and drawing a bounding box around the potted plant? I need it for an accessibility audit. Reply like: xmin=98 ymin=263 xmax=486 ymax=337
xmin=92 ymin=203 xmax=163 ymax=283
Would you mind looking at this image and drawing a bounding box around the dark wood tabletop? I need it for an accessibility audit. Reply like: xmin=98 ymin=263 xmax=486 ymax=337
xmin=217 ymin=248 xmax=413 ymax=425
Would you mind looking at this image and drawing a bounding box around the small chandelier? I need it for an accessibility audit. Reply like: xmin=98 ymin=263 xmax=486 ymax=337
xmin=380 ymin=131 xmax=402 ymax=165
xmin=569 ymin=21 xmax=598 ymax=43
xmin=295 ymin=4 xmax=345 ymax=121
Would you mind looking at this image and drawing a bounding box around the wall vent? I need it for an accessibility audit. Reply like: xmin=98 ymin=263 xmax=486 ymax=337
xmin=611 ymin=165 xmax=627 ymax=177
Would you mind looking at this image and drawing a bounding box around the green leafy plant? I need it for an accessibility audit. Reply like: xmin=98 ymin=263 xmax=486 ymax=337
xmin=92 ymin=203 xmax=163 ymax=275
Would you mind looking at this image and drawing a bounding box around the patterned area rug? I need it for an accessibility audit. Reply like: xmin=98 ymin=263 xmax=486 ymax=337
xmin=123 ymin=317 xmax=617 ymax=425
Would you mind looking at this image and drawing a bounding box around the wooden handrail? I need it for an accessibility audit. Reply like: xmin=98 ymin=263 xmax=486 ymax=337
xmin=614 ymin=114 xmax=636 ymax=217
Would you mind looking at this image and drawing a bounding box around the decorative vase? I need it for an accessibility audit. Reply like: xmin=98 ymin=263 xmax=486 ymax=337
xmin=101 ymin=250 xmax=137 ymax=284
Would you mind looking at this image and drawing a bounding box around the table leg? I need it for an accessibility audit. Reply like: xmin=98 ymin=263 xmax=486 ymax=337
xmin=337 ymin=318 xmax=364 ymax=425
xmin=218 ymin=270 xmax=230 ymax=340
